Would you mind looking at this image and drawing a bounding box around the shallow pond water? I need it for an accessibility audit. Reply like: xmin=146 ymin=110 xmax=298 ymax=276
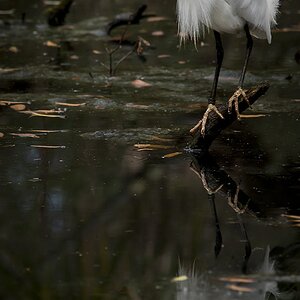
xmin=0 ymin=1 xmax=299 ymax=299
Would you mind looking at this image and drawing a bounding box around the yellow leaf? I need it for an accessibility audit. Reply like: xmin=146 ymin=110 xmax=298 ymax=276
xmin=171 ymin=275 xmax=188 ymax=282
xmin=240 ymin=114 xmax=266 ymax=119
xmin=134 ymin=144 xmax=172 ymax=150
xmin=162 ymin=152 xmax=182 ymax=159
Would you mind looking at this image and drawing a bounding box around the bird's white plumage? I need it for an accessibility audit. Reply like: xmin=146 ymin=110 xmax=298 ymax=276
xmin=177 ymin=0 xmax=279 ymax=43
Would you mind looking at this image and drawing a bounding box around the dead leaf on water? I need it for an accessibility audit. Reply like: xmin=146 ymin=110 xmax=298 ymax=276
xmin=134 ymin=143 xmax=173 ymax=150
xmin=0 ymin=68 xmax=20 ymax=73
xmin=240 ymin=114 xmax=266 ymax=119
xmin=10 ymin=104 xmax=26 ymax=111
xmin=92 ymin=50 xmax=101 ymax=55
xmin=31 ymin=145 xmax=66 ymax=149
xmin=162 ymin=152 xmax=182 ymax=159
xmin=0 ymin=9 xmax=15 ymax=15
xmin=158 ymin=54 xmax=171 ymax=59
xmin=44 ymin=40 xmax=60 ymax=48
xmin=226 ymin=284 xmax=255 ymax=293
xmin=10 ymin=133 xmax=40 ymax=138
xmin=125 ymin=103 xmax=149 ymax=109
xmin=55 ymin=102 xmax=86 ymax=107
xmin=20 ymin=110 xmax=65 ymax=119
xmin=171 ymin=275 xmax=188 ymax=282
xmin=9 ymin=46 xmax=19 ymax=53
xmin=131 ymin=79 xmax=152 ymax=88
xmin=219 ymin=277 xmax=255 ymax=284
xmin=0 ymin=100 xmax=28 ymax=106
xmin=147 ymin=16 xmax=167 ymax=22
xmin=282 ymin=214 xmax=300 ymax=220
xmin=151 ymin=30 xmax=165 ymax=36
xmin=150 ymin=136 xmax=175 ymax=142
xmin=0 ymin=132 xmax=4 ymax=138
xmin=137 ymin=148 xmax=155 ymax=151
xmin=31 ymin=129 xmax=68 ymax=133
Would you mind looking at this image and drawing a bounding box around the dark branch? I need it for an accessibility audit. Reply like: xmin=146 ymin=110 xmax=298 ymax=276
xmin=106 ymin=4 xmax=154 ymax=35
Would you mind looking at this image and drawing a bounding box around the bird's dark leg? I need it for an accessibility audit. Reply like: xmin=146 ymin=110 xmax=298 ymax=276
xmin=210 ymin=31 xmax=224 ymax=103
xmin=228 ymin=23 xmax=253 ymax=119
xmin=190 ymin=31 xmax=224 ymax=136
xmin=239 ymin=23 xmax=253 ymax=88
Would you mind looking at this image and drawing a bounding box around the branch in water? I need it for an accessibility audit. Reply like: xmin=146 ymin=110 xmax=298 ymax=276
xmin=189 ymin=83 xmax=270 ymax=151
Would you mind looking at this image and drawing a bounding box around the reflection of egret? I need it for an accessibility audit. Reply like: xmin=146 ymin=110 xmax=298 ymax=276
xmin=176 ymin=0 xmax=279 ymax=135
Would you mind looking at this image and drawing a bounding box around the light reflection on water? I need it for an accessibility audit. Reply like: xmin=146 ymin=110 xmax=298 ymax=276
xmin=0 ymin=0 xmax=299 ymax=299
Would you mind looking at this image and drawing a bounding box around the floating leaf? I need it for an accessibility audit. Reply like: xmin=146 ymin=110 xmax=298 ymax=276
xmin=240 ymin=114 xmax=267 ymax=119
xmin=158 ymin=54 xmax=171 ymax=59
xmin=44 ymin=40 xmax=60 ymax=48
xmin=134 ymin=144 xmax=172 ymax=150
xmin=125 ymin=103 xmax=149 ymax=109
xmin=31 ymin=145 xmax=66 ymax=149
xmin=70 ymin=55 xmax=79 ymax=60
xmin=171 ymin=275 xmax=188 ymax=282
xmin=219 ymin=277 xmax=255 ymax=283
xmin=147 ymin=16 xmax=167 ymax=22
xmin=55 ymin=102 xmax=86 ymax=107
xmin=162 ymin=152 xmax=182 ymax=159
xmin=282 ymin=214 xmax=300 ymax=220
xmin=0 ymin=9 xmax=15 ymax=15
xmin=9 ymin=46 xmax=19 ymax=53
xmin=0 ymin=100 xmax=27 ymax=106
xmin=92 ymin=50 xmax=101 ymax=55
xmin=10 ymin=133 xmax=40 ymax=138
xmin=151 ymin=31 xmax=165 ymax=36
xmin=0 ymin=68 xmax=20 ymax=73
xmin=150 ymin=136 xmax=175 ymax=142
xmin=0 ymin=132 xmax=4 ymax=138
xmin=20 ymin=110 xmax=65 ymax=119
xmin=227 ymin=284 xmax=255 ymax=293
xmin=10 ymin=104 xmax=26 ymax=111
xmin=131 ymin=79 xmax=152 ymax=88
xmin=31 ymin=129 xmax=68 ymax=133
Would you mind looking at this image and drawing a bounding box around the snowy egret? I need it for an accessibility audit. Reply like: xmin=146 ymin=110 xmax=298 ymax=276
xmin=177 ymin=0 xmax=279 ymax=135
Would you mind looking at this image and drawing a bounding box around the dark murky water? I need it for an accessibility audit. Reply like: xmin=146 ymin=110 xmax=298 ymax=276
xmin=0 ymin=1 xmax=299 ymax=299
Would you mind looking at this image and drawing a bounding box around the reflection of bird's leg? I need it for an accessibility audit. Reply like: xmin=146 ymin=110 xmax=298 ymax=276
xmin=190 ymin=163 xmax=223 ymax=194
xmin=227 ymin=185 xmax=250 ymax=214
xmin=208 ymin=194 xmax=223 ymax=257
xmin=190 ymin=31 xmax=224 ymax=136
xmin=228 ymin=23 xmax=253 ymax=119
xmin=237 ymin=214 xmax=252 ymax=274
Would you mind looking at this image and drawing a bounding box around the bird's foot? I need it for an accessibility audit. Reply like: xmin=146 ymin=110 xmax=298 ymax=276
xmin=227 ymin=185 xmax=249 ymax=214
xmin=190 ymin=104 xmax=224 ymax=136
xmin=228 ymin=87 xmax=251 ymax=120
